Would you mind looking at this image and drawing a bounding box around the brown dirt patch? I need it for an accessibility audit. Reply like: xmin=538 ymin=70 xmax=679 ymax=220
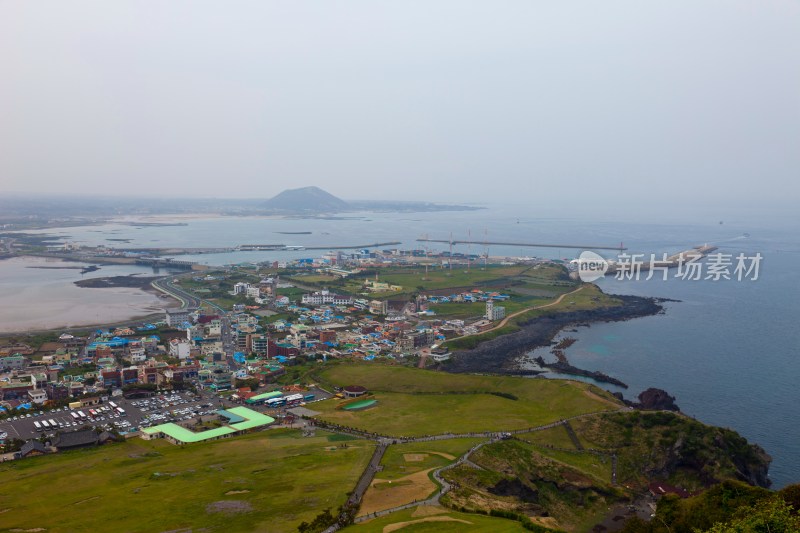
xmin=427 ymin=451 xmax=456 ymax=460
xmin=359 ymin=468 xmax=437 ymax=516
xmin=582 ymin=388 xmax=622 ymax=409
xmin=410 ymin=505 xmax=448 ymax=517
xmin=38 ymin=342 xmax=62 ymax=352
xmin=403 ymin=451 xmax=455 ymax=463
xmin=224 ymin=490 xmax=250 ymax=495
xmin=530 ymin=516 xmax=560 ymax=529
xmin=383 ymin=516 xmax=473 ymax=533
xmin=206 ymin=500 xmax=253 ymax=515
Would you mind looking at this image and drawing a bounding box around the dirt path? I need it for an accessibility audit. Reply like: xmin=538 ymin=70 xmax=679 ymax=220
xmin=382 ymin=516 xmax=473 ymax=532
xmin=582 ymin=388 xmax=624 ymax=409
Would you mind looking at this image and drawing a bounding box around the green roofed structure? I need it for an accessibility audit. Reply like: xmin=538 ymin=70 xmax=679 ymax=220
xmin=140 ymin=407 xmax=275 ymax=445
xmin=227 ymin=407 xmax=276 ymax=431
xmin=141 ymin=424 xmax=236 ymax=443
xmin=245 ymin=390 xmax=283 ymax=404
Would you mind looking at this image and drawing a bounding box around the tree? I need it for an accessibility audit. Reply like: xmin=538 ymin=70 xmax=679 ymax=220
xmin=703 ymin=496 xmax=800 ymax=532
xmin=234 ymin=378 xmax=260 ymax=391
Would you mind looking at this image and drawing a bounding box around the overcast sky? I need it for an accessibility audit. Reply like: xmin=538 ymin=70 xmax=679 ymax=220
xmin=1 ymin=1 xmax=798 ymax=211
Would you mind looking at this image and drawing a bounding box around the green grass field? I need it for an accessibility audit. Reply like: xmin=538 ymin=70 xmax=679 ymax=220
xmin=334 ymin=265 xmax=560 ymax=300
xmin=515 ymin=424 xmax=583 ymax=450
xmin=312 ymin=364 xmax=621 ymax=436
xmin=430 ymin=294 xmax=550 ymax=319
xmin=344 ymin=506 xmax=529 ymax=533
xmin=0 ymin=429 xmax=374 ymax=533
xmin=527 ymin=446 xmax=612 ymax=485
xmin=443 ymin=438 xmax=619 ymax=532
xmin=377 ymin=438 xmax=484 ymax=481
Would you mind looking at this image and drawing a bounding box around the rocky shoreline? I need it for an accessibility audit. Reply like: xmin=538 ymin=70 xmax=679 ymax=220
xmin=444 ymin=293 xmax=665 ymax=375
xmin=531 ymin=356 xmax=630 ymax=388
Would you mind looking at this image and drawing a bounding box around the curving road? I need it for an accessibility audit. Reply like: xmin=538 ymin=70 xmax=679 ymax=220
xmin=445 ymin=285 xmax=586 ymax=344
xmin=151 ymin=276 xmax=226 ymax=314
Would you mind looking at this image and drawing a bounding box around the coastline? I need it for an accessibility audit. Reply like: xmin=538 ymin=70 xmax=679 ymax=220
xmin=444 ymin=294 xmax=664 ymax=377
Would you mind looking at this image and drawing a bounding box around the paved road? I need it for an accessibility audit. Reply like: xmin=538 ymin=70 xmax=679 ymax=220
xmin=152 ymin=277 xmax=202 ymax=309
xmin=221 ymin=315 xmax=235 ymax=357
xmin=347 ymin=442 xmax=389 ymax=507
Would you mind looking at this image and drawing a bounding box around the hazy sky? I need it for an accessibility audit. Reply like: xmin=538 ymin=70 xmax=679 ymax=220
xmin=1 ymin=1 xmax=798 ymax=209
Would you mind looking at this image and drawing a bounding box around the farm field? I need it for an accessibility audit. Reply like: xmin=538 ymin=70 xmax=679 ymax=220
xmin=0 ymin=429 xmax=373 ymax=533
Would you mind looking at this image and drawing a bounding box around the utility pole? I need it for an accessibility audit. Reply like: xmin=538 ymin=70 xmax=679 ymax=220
xmin=448 ymin=232 xmax=453 ymax=275
xmin=467 ymin=228 xmax=471 ymax=272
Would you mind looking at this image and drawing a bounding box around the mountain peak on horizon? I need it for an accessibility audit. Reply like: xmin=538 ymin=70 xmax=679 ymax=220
xmin=263 ymin=186 xmax=350 ymax=212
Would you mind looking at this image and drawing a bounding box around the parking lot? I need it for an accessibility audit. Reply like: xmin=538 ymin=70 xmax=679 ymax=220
xmin=0 ymin=385 xmax=333 ymax=444
xmin=0 ymin=390 xmax=227 ymax=441
xmin=129 ymin=391 xmax=231 ymax=429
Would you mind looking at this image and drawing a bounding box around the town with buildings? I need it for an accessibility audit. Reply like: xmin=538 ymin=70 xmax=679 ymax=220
xmin=0 ymin=244 xmax=550 ymax=459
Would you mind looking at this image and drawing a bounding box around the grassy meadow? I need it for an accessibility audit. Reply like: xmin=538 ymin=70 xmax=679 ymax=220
xmin=311 ymin=364 xmax=621 ymax=437
xmin=0 ymin=429 xmax=373 ymax=533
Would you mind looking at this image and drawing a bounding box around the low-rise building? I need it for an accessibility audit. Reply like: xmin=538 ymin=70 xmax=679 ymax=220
xmin=46 ymin=382 xmax=70 ymax=402
xmin=302 ymin=290 xmax=353 ymax=306
xmin=485 ymin=300 xmax=506 ymax=321
xmin=53 ymin=429 xmax=100 ymax=451
xmin=17 ymin=440 xmax=48 ymax=458
xmin=165 ymin=309 xmax=195 ymax=328
xmin=169 ymin=339 xmax=191 ymax=360
xmin=369 ymin=300 xmax=388 ymax=315
xmin=27 ymin=389 xmax=48 ymax=405
xmin=0 ymin=354 xmax=28 ymax=370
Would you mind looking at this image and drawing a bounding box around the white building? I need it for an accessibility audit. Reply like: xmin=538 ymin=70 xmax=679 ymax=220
xmin=169 ymin=339 xmax=191 ymax=360
xmin=128 ymin=346 xmax=146 ymax=363
xmin=431 ymin=352 xmax=451 ymax=362
xmin=28 ymin=389 xmax=48 ymax=405
xmin=207 ymin=320 xmax=222 ymax=337
xmin=165 ymin=309 xmax=194 ymax=327
xmin=485 ymin=300 xmax=506 ymax=321
xmin=369 ymin=300 xmax=389 ymax=315
xmin=301 ymin=290 xmax=353 ymax=306
xmin=233 ymin=282 xmax=250 ymax=295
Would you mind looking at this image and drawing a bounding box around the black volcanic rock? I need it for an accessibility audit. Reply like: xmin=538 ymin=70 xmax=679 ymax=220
xmin=446 ymin=294 xmax=663 ymax=374
xmin=635 ymin=388 xmax=680 ymax=411
xmin=263 ymin=186 xmax=350 ymax=213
